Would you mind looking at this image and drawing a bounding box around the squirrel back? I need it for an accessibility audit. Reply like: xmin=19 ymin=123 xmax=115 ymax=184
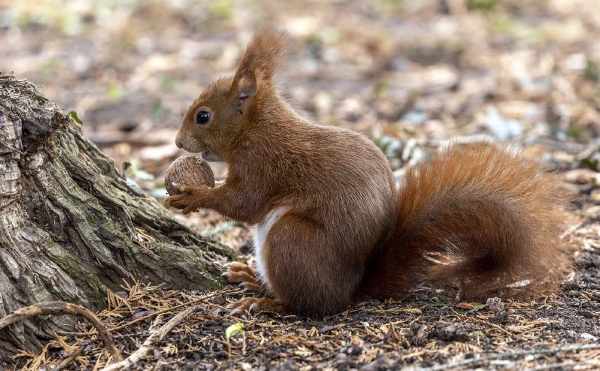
xmin=359 ymin=142 xmax=573 ymax=300
xmin=171 ymin=28 xmax=573 ymax=316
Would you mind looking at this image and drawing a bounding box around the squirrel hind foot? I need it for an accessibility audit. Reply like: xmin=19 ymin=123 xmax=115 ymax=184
xmin=227 ymin=297 xmax=283 ymax=315
xmin=223 ymin=262 xmax=268 ymax=293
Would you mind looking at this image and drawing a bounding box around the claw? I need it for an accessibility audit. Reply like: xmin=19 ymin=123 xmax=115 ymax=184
xmin=241 ymin=282 xmax=264 ymax=292
xmin=165 ymin=194 xmax=180 ymax=204
xmin=173 ymin=182 xmax=186 ymax=193
xmin=166 ymin=183 xmax=203 ymax=213
xmin=225 ymin=262 xmax=257 ymax=275
xmin=229 ymin=307 xmax=244 ymax=316
xmin=227 ymin=297 xmax=283 ymax=315
xmin=222 ymin=262 xmax=266 ymax=293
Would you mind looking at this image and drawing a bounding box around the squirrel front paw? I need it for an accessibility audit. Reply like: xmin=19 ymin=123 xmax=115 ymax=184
xmin=166 ymin=183 xmax=202 ymax=214
xmin=222 ymin=262 xmax=266 ymax=292
xmin=227 ymin=297 xmax=283 ymax=315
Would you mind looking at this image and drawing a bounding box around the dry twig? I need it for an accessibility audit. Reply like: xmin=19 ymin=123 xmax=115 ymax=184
xmin=50 ymin=346 xmax=83 ymax=371
xmin=99 ymin=305 xmax=200 ymax=371
xmin=0 ymin=301 xmax=122 ymax=362
xmin=108 ymin=288 xmax=237 ymax=332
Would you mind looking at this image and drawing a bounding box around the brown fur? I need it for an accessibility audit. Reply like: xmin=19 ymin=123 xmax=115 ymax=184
xmin=168 ymin=28 xmax=573 ymax=317
xmin=358 ymin=142 xmax=573 ymax=300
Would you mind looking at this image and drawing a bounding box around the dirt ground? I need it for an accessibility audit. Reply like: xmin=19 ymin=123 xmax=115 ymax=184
xmin=1 ymin=0 xmax=600 ymax=369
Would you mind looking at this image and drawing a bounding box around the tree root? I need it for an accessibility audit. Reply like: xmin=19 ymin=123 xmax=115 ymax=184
xmin=0 ymin=301 xmax=122 ymax=362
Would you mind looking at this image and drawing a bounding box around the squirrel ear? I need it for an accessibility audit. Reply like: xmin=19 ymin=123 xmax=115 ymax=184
xmin=233 ymin=27 xmax=287 ymax=86
xmin=237 ymin=70 xmax=257 ymax=99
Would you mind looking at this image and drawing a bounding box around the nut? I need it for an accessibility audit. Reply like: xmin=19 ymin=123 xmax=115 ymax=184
xmin=164 ymin=156 xmax=215 ymax=195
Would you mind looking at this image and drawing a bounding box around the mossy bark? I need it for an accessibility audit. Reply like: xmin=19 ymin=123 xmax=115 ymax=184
xmin=0 ymin=73 xmax=234 ymax=355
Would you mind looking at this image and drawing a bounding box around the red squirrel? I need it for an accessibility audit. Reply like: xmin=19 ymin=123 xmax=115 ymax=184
xmin=167 ymin=28 xmax=572 ymax=317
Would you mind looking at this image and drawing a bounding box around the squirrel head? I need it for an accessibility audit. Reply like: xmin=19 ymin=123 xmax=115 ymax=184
xmin=175 ymin=28 xmax=287 ymax=162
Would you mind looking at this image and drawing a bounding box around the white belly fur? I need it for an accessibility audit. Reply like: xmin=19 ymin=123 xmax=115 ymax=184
xmin=254 ymin=204 xmax=293 ymax=286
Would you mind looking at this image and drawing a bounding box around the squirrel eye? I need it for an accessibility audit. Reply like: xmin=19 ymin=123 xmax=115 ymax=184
xmin=196 ymin=111 xmax=211 ymax=124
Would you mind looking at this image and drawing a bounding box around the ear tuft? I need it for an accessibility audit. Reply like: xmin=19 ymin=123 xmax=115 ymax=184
xmin=233 ymin=27 xmax=288 ymax=87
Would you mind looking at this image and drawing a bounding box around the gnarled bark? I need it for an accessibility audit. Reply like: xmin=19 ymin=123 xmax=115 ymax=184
xmin=0 ymin=73 xmax=234 ymax=356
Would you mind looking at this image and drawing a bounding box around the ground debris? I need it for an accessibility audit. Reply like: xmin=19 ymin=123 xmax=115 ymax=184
xmin=3 ymin=261 xmax=599 ymax=371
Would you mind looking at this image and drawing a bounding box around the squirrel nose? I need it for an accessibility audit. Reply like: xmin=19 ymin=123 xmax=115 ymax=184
xmin=175 ymin=139 xmax=183 ymax=149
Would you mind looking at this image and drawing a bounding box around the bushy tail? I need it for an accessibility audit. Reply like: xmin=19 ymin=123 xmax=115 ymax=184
xmin=359 ymin=142 xmax=573 ymax=300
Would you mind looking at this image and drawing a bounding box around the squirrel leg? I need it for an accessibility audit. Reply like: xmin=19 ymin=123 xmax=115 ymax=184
xmin=227 ymin=297 xmax=283 ymax=315
xmin=222 ymin=262 xmax=267 ymax=292
xmin=261 ymin=213 xmax=360 ymax=317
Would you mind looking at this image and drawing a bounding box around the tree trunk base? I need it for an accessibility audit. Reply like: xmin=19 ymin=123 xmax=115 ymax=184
xmin=0 ymin=72 xmax=234 ymax=355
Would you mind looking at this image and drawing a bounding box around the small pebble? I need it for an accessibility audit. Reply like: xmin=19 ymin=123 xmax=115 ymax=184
xmin=580 ymin=310 xmax=595 ymax=318
xmin=359 ymin=364 xmax=377 ymax=371
xmin=486 ymin=297 xmax=505 ymax=312
xmin=569 ymin=290 xmax=580 ymax=298
xmin=321 ymin=325 xmax=338 ymax=334
xmin=132 ymin=310 xmax=152 ymax=320
xmin=581 ymin=333 xmax=598 ymax=341
xmin=335 ymin=353 xmax=347 ymax=362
